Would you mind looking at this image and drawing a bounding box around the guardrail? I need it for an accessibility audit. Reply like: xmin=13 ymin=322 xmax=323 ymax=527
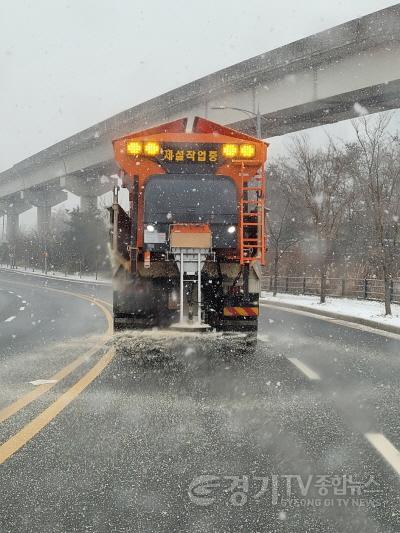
xmin=261 ymin=275 xmax=400 ymax=304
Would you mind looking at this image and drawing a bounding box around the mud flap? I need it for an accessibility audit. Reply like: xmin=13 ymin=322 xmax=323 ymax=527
xmin=113 ymin=275 xmax=178 ymax=330
xmin=218 ymin=293 xmax=260 ymax=333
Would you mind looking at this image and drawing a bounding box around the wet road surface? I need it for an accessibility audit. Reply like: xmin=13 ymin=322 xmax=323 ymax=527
xmin=0 ymin=270 xmax=399 ymax=532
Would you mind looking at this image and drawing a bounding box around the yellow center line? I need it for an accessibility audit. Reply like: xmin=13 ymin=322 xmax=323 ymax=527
xmin=0 ymin=348 xmax=116 ymax=465
xmin=0 ymin=284 xmax=113 ymax=424
xmin=92 ymin=296 xmax=113 ymax=309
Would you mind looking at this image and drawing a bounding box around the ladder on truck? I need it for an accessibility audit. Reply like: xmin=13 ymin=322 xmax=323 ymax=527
xmin=239 ymin=170 xmax=266 ymax=265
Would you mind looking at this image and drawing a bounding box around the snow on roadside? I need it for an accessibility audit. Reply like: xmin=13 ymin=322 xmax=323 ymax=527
xmin=260 ymin=291 xmax=400 ymax=329
xmin=0 ymin=265 xmax=111 ymax=285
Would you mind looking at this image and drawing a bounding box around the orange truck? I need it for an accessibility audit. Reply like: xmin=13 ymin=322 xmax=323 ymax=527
xmin=110 ymin=116 xmax=267 ymax=334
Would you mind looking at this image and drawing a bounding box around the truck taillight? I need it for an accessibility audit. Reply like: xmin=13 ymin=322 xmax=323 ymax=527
xmin=144 ymin=251 xmax=151 ymax=269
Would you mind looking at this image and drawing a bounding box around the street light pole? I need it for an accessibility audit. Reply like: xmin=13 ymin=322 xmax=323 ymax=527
xmin=256 ymin=105 xmax=261 ymax=139
xmin=211 ymin=105 xmax=264 ymax=139
xmin=44 ymin=244 xmax=48 ymax=276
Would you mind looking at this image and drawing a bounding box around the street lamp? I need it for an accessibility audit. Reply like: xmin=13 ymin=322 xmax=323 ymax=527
xmin=210 ymin=105 xmax=264 ymax=138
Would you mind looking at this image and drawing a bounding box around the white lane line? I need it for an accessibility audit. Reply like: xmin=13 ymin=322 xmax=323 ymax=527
xmin=29 ymin=379 xmax=58 ymax=386
xmin=7 ymin=291 xmax=14 ymax=294
xmin=287 ymin=357 xmax=320 ymax=380
xmin=17 ymin=295 xmax=22 ymax=299
xmin=365 ymin=433 xmax=400 ymax=475
xmin=4 ymin=316 xmax=16 ymax=322
xmin=19 ymin=306 xmax=25 ymax=311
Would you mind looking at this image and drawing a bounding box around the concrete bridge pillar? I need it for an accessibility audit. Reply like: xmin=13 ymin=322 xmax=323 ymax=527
xmin=61 ymin=175 xmax=116 ymax=213
xmin=0 ymin=196 xmax=32 ymax=243
xmin=37 ymin=205 xmax=51 ymax=235
xmin=25 ymin=187 xmax=68 ymax=235
xmin=0 ymin=212 xmax=5 ymax=243
xmin=6 ymin=211 xmax=20 ymax=243
xmin=80 ymin=194 xmax=99 ymax=212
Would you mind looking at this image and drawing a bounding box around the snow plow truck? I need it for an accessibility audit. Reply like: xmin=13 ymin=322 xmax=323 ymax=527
xmin=110 ymin=117 xmax=267 ymax=334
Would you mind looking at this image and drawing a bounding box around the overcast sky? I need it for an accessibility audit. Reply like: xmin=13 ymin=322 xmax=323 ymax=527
xmin=0 ymin=0 xmax=398 ymax=226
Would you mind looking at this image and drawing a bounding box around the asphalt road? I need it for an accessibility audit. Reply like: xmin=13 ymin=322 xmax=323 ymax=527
xmin=0 ymin=270 xmax=400 ymax=533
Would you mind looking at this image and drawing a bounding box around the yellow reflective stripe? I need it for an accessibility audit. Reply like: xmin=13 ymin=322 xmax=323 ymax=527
xmin=223 ymin=307 xmax=259 ymax=317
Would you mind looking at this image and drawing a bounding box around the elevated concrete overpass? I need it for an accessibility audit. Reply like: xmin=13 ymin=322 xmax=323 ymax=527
xmin=1 ymin=4 xmax=400 ymax=241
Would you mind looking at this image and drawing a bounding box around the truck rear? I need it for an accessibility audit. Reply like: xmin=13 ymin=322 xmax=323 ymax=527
xmin=110 ymin=117 xmax=267 ymax=334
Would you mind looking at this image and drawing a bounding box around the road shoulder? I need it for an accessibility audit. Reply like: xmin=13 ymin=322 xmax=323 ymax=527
xmin=260 ymin=298 xmax=400 ymax=336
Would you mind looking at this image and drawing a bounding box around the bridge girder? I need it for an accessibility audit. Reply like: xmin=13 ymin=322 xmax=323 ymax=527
xmin=0 ymin=5 xmax=399 ymax=203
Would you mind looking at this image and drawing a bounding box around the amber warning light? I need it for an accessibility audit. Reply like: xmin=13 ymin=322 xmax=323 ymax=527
xmin=126 ymin=140 xmax=161 ymax=156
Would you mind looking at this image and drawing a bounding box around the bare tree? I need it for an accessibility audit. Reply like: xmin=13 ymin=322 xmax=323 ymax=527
xmin=350 ymin=113 xmax=400 ymax=315
xmin=266 ymin=163 xmax=304 ymax=295
xmin=287 ymin=135 xmax=355 ymax=303
xmin=267 ymin=198 xmax=299 ymax=296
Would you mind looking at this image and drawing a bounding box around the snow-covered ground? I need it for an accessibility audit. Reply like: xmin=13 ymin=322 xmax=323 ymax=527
xmin=261 ymin=291 xmax=400 ymax=329
xmin=0 ymin=265 xmax=111 ymax=285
